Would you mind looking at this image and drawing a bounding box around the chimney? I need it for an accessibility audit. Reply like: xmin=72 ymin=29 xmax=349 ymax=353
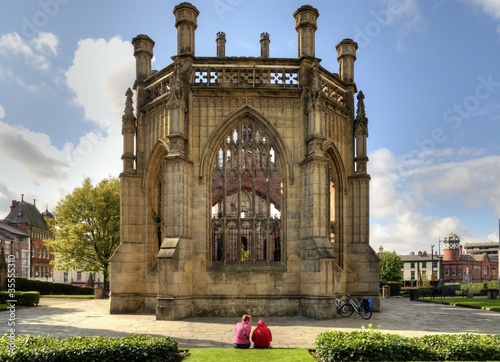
xmin=216 ymin=31 xmax=226 ymax=58
xmin=260 ymin=32 xmax=270 ymax=58
xmin=10 ymin=200 xmax=20 ymax=211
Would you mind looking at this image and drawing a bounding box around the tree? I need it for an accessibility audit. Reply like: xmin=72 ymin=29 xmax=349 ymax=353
xmin=45 ymin=177 xmax=120 ymax=294
xmin=379 ymin=251 xmax=404 ymax=284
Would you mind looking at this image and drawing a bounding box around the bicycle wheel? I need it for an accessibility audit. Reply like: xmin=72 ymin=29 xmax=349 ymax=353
xmin=338 ymin=302 xmax=354 ymax=317
xmin=359 ymin=305 xmax=372 ymax=320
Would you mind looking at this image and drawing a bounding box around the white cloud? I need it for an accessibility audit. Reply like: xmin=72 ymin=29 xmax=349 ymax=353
xmin=379 ymin=0 xmax=426 ymax=52
xmin=471 ymin=0 xmax=500 ymax=19
xmin=469 ymin=0 xmax=500 ymax=33
xmin=369 ymin=146 xmax=500 ymax=254
xmin=0 ymin=36 xmax=135 ymax=218
xmin=0 ymin=32 xmax=58 ymax=71
xmin=65 ymin=37 xmax=135 ymax=127
xmin=0 ymin=122 xmax=68 ymax=181
xmin=0 ymin=105 xmax=4 ymax=119
xmin=32 ymin=32 xmax=59 ymax=56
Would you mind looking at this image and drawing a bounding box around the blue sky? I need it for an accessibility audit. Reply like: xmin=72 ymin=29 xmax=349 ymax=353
xmin=0 ymin=0 xmax=499 ymax=255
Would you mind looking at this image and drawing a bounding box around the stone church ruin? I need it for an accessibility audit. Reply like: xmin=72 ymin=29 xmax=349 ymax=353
xmin=110 ymin=2 xmax=380 ymax=319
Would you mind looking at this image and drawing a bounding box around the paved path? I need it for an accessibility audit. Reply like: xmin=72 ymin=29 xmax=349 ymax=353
xmin=3 ymin=297 xmax=500 ymax=348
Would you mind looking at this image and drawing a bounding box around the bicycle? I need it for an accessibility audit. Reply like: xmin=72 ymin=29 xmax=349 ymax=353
xmin=337 ymin=292 xmax=372 ymax=319
xmin=334 ymin=294 xmax=348 ymax=314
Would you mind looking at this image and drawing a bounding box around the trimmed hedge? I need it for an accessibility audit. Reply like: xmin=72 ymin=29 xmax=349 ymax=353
xmin=0 ymin=334 xmax=179 ymax=362
xmin=461 ymin=281 xmax=499 ymax=295
xmin=316 ymin=327 xmax=500 ymax=361
xmin=13 ymin=277 xmax=93 ymax=295
xmin=0 ymin=291 xmax=40 ymax=306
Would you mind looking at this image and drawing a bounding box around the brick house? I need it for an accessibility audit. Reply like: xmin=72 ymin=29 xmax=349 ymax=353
xmin=0 ymin=222 xmax=30 ymax=278
xmin=2 ymin=197 xmax=54 ymax=280
xmin=399 ymin=233 xmax=498 ymax=286
xmin=441 ymin=233 xmax=497 ymax=284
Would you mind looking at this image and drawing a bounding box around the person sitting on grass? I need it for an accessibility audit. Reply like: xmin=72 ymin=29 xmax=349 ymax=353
xmin=232 ymin=314 xmax=252 ymax=349
xmin=251 ymin=319 xmax=272 ymax=348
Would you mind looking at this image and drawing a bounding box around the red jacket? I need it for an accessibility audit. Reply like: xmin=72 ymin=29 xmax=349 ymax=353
xmin=251 ymin=320 xmax=272 ymax=348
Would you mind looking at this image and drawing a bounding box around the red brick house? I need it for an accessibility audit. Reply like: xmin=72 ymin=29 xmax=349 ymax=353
xmin=2 ymin=196 xmax=54 ymax=280
xmin=441 ymin=233 xmax=497 ymax=284
xmin=0 ymin=222 xmax=30 ymax=278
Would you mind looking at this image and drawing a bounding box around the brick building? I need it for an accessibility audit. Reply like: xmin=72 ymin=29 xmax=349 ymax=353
xmin=441 ymin=233 xmax=497 ymax=284
xmin=0 ymin=223 xmax=30 ymax=278
xmin=110 ymin=3 xmax=380 ymax=320
xmin=2 ymin=197 xmax=54 ymax=280
xmin=399 ymin=233 xmax=498 ymax=286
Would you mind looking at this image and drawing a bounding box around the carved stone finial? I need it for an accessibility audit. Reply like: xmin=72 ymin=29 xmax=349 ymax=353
xmin=122 ymin=88 xmax=136 ymax=134
xmin=354 ymin=91 xmax=368 ymax=134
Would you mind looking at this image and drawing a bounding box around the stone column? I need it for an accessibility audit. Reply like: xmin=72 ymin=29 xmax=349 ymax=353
xmin=336 ymin=38 xmax=358 ymax=117
xmin=132 ymin=34 xmax=154 ymax=82
xmin=173 ymin=2 xmax=199 ymax=56
xmin=294 ymin=5 xmax=319 ymax=58
xmin=121 ymin=88 xmax=136 ymax=173
xmin=336 ymin=38 xmax=357 ymax=84
xmin=131 ymin=34 xmax=154 ymax=174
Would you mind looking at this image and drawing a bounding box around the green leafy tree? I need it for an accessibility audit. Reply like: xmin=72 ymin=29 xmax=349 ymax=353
xmin=379 ymin=251 xmax=404 ymax=284
xmin=45 ymin=177 xmax=120 ymax=294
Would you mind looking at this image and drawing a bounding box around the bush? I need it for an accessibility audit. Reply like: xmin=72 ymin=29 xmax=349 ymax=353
xmin=460 ymin=281 xmax=499 ymax=295
xmin=13 ymin=277 xmax=93 ymax=295
xmin=315 ymin=327 xmax=500 ymax=361
xmin=0 ymin=291 xmax=40 ymax=306
xmin=386 ymin=281 xmax=401 ymax=296
xmin=0 ymin=334 xmax=179 ymax=362
xmin=315 ymin=326 xmax=431 ymax=361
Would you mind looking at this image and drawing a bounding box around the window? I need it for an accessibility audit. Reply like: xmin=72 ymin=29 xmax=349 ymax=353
xmin=484 ymin=266 xmax=489 ymax=276
xmin=444 ymin=268 xmax=450 ymax=276
xmin=211 ymin=122 xmax=282 ymax=263
xmin=421 ymin=262 xmax=426 ymax=269
xmin=77 ymin=271 xmax=82 ymax=281
xmin=64 ymin=272 xmax=68 ymax=283
xmin=410 ymin=271 xmax=415 ymax=279
xmin=492 ymin=268 xmax=496 ymax=276
xmin=410 ymin=262 xmax=415 ymax=268
xmin=433 ymin=261 xmax=437 ymax=268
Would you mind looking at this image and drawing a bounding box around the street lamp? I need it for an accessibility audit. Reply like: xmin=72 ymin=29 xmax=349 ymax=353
xmin=431 ymin=245 xmax=435 ymax=286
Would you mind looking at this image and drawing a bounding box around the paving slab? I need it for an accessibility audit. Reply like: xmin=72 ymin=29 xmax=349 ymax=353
xmin=3 ymin=297 xmax=500 ymax=348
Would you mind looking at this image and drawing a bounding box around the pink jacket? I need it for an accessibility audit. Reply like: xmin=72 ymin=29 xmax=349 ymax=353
xmin=233 ymin=321 xmax=252 ymax=345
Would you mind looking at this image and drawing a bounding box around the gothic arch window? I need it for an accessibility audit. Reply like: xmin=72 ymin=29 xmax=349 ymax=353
xmin=211 ymin=121 xmax=282 ymax=263
xmin=328 ymin=162 xmax=343 ymax=267
xmin=145 ymin=147 xmax=167 ymax=266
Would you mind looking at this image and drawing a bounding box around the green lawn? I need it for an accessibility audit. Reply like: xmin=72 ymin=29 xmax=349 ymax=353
xmin=418 ymin=297 xmax=500 ymax=311
xmin=180 ymin=348 xmax=317 ymax=361
xmin=0 ymin=304 xmax=7 ymax=311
